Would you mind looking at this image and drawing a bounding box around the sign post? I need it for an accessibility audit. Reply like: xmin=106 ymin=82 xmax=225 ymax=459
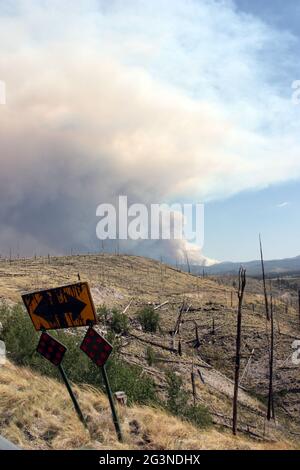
xmin=22 ymin=282 xmax=123 ymax=439
xmin=100 ymin=364 xmax=123 ymax=442
xmin=36 ymin=332 xmax=87 ymax=429
xmin=58 ymin=363 xmax=87 ymax=428
xmin=80 ymin=327 xmax=123 ymax=442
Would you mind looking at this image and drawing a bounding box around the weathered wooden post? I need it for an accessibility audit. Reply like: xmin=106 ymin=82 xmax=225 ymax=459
xmin=232 ymin=267 xmax=246 ymax=435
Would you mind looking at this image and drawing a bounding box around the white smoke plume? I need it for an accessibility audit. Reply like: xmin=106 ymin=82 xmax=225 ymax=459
xmin=0 ymin=1 xmax=299 ymax=263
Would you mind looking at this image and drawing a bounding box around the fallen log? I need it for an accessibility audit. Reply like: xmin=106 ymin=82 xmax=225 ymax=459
xmin=211 ymin=413 xmax=270 ymax=441
xmin=154 ymin=358 xmax=211 ymax=369
xmin=154 ymin=301 xmax=169 ymax=310
xmin=122 ymin=299 xmax=133 ymax=314
xmin=198 ymin=368 xmax=205 ymax=384
xmin=128 ymin=332 xmax=177 ymax=353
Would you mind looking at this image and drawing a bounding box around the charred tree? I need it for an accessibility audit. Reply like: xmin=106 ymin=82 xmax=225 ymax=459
xmin=191 ymin=362 xmax=197 ymax=406
xmin=267 ymin=295 xmax=275 ymax=421
xmin=212 ymin=317 xmax=215 ymax=335
xmin=194 ymin=321 xmax=200 ymax=348
xmin=259 ymin=234 xmax=270 ymax=321
xmin=178 ymin=339 xmax=182 ymax=356
xmin=298 ymin=290 xmax=300 ymax=329
xmin=232 ymin=267 xmax=247 ymax=435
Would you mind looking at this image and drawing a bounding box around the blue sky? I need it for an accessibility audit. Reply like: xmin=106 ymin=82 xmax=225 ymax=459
xmin=0 ymin=1 xmax=299 ymax=263
xmin=205 ymin=181 xmax=300 ymax=261
xmin=236 ymin=0 xmax=300 ymax=37
xmin=204 ymin=0 xmax=300 ymax=261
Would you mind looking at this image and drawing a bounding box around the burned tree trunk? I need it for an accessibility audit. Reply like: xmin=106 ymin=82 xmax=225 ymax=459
xmin=267 ymin=295 xmax=275 ymax=421
xmin=191 ymin=362 xmax=197 ymax=406
xmin=198 ymin=368 xmax=205 ymax=384
xmin=232 ymin=267 xmax=246 ymax=435
xmin=194 ymin=322 xmax=200 ymax=348
xmin=298 ymin=290 xmax=300 ymax=330
xmin=178 ymin=339 xmax=182 ymax=356
xmin=274 ymin=300 xmax=281 ymax=335
xmin=259 ymin=234 xmax=270 ymax=321
xmin=173 ymin=301 xmax=186 ymax=339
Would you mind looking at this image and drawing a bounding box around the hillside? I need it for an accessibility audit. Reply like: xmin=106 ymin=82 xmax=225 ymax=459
xmin=0 ymin=361 xmax=295 ymax=450
xmin=202 ymin=255 xmax=300 ymax=277
xmin=0 ymin=253 xmax=300 ymax=449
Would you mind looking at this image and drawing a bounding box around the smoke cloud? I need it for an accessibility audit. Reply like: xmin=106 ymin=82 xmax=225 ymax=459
xmin=0 ymin=0 xmax=299 ymax=262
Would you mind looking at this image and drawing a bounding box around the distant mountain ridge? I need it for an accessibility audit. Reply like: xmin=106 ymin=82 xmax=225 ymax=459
xmin=188 ymin=255 xmax=300 ymax=277
xmin=205 ymin=255 xmax=300 ymax=277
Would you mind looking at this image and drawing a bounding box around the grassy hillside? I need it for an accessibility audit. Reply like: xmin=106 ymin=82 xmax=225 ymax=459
xmin=0 ymin=361 xmax=295 ymax=450
xmin=0 ymin=253 xmax=300 ymax=449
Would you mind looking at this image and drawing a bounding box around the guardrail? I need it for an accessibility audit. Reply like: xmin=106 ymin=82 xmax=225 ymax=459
xmin=0 ymin=435 xmax=20 ymax=450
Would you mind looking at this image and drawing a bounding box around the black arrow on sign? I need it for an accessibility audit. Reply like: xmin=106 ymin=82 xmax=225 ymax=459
xmin=34 ymin=293 xmax=86 ymax=327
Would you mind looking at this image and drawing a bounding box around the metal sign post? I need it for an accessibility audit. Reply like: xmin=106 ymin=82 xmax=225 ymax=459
xmin=36 ymin=332 xmax=87 ymax=429
xmin=80 ymin=327 xmax=123 ymax=442
xmin=58 ymin=363 xmax=87 ymax=428
xmin=101 ymin=364 xmax=123 ymax=442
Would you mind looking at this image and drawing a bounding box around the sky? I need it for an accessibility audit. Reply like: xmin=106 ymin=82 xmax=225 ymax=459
xmin=204 ymin=0 xmax=300 ymax=261
xmin=0 ymin=0 xmax=299 ymax=263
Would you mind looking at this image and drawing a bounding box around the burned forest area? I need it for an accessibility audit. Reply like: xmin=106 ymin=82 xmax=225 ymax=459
xmin=1 ymin=253 xmax=300 ymax=450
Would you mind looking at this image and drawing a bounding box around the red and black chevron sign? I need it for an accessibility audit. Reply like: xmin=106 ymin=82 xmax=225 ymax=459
xmin=80 ymin=328 xmax=113 ymax=367
xmin=36 ymin=332 xmax=67 ymax=366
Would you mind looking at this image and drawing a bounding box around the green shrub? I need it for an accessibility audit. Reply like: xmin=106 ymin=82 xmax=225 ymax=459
xmin=184 ymin=404 xmax=213 ymax=429
xmin=165 ymin=370 xmax=187 ymax=414
xmin=107 ymin=358 xmax=157 ymax=405
xmin=1 ymin=303 xmax=40 ymax=365
xmin=165 ymin=370 xmax=212 ymax=429
xmin=97 ymin=304 xmax=109 ymax=322
xmin=145 ymin=346 xmax=159 ymax=367
xmin=137 ymin=306 xmax=160 ymax=332
xmin=110 ymin=308 xmax=129 ymax=334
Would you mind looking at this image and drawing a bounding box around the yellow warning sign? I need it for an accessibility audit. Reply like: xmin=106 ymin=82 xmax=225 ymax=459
xmin=22 ymin=282 xmax=97 ymax=331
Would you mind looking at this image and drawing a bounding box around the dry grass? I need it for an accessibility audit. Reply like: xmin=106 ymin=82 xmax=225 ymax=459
xmin=0 ymin=253 xmax=299 ymax=449
xmin=0 ymin=361 xmax=295 ymax=450
xmin=0 ymin=254 xmax=221 ymax=305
